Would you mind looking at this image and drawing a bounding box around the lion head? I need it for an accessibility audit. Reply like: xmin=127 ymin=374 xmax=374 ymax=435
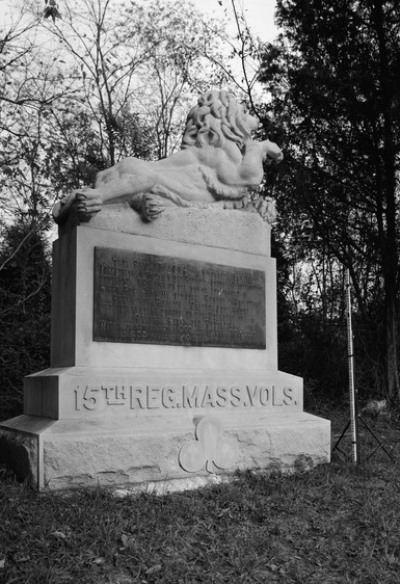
xmin=181 ymin=90 xmax=256 ymax=150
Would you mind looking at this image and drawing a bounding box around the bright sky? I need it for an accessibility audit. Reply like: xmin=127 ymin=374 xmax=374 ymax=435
xmin=0 ymin=0 xmax=279 ymax=42
xmin=194 ymin=0 xmax=279 ymax=42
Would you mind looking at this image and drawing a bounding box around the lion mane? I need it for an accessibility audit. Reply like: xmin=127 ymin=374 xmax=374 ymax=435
xmin=181 ymin=90 xmax=252 ymax=150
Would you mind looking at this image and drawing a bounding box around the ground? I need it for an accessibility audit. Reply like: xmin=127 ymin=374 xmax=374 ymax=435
xmin=1 ymin=407 xmax=400 ymax=584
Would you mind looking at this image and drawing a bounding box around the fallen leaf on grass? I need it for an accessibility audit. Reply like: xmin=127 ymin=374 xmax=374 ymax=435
xmin=51 ymin=525 xmax=73 ymax=542
xmin=13 ymin=554 xmax=31 ymax=563
xmin=120 ymin=533 xmax=135 ymax=550
xmin=51 ymin=530 xmax=69 ymax=540
xmin=385 ymin=552 xmax=398 ymax=565
xmin=145 ymin=564 xmax=162 ymax=575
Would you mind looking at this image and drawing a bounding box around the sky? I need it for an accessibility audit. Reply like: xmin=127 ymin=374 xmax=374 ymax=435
xmin=0 ymin=0 xmax=279 ymax=42
xmin=194 ymin=0 xmax=279 ymax=42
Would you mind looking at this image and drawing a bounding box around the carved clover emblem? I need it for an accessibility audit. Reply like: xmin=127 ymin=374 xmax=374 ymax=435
xmin=179 ymin=416 xmax=239 ymax=473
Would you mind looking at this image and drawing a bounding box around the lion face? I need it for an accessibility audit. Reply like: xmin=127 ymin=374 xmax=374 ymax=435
xmin=181 ymin=90 xmax=257 ymax=150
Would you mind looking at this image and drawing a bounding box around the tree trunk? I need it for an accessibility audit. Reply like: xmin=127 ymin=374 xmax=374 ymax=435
xmin=385 ymin=282 xmax=400 ymax=402
xmin=373 ymin=0 xmax=400 ymax=402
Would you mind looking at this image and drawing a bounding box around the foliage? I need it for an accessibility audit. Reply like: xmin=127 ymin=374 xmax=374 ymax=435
xmin=39 ymin=0 xmax=230 ymax=165
xmin=1 ymin=0 xmax=233 ymax=221
xmin=0 ymin=221 xmax=51 ymax=421
xmin=0 ymin=3 xmax=83 ymax=223
xmin=260 ymin=0 xmax=400 ymax=401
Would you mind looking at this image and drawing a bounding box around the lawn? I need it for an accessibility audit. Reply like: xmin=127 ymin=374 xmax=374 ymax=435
xmin=1 ymin=408 xmax=400 ymax=584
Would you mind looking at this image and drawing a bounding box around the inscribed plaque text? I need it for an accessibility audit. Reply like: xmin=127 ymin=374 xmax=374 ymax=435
xmin=93 ymin=247 xmax=266 ymax=348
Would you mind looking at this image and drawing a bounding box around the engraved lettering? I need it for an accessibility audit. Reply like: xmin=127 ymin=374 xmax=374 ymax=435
xmin=272 ymin=386 xmax=283 ymax=406
xmin=183 ymin=385 xmax=201 ymax=408
xmin=131 ymin=386 xmax=146 ymax=409
xmin=201 ymin=387 xmax=216 ymax=408
xmin=283 ymin=386 xmax=294 ymax=405
xmin=162 ymin=386 xmax=176 ymax=408
xmin=230 ymin=386 xmax=242 ymax=406
xmin=74 ymin=387 xmax=80 ymax=411
xmin=215 ymin=386 xmax=228 ymax=406
xmin=73 ymin=382 xmax=299 ymax=413
xmin=82 ymin=385 xmax=99 ymax=410
xmin=246 ymin=385 xmax=259 ymax=406
xmin=259 ymin=386 xmax=270 ymax=406
xmin=102 ymin=385 xmax=127 ymax=406
xmin=147 ymin=387 xmax=161 ymax=409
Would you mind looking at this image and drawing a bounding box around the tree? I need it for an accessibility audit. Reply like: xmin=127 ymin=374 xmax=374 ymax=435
xmin=259 ymin=0 xmax=400 ymax=401
xmin=132 ymin=0 xmax=231 ymax=158
xmin=40 ymin=0 xmax=229 ymax=167
xmin=0 ymin=0 xmax=234 ymax=419
xmin=0 ymin=221 xmax=51 ymax=420
xmin=39 ymin=0 xmax=152 ymax=167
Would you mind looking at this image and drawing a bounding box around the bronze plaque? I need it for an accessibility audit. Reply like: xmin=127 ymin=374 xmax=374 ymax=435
xmin=93 ymin=247 xmax=266 ymax=348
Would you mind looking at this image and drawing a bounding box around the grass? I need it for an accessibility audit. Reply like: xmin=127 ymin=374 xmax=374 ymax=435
xmin=1 ymin=408 xmax=400 ymax=584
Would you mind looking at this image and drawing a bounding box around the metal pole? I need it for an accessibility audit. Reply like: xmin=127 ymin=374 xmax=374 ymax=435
xmin=345 ymin=268 xmax=359 ymax=464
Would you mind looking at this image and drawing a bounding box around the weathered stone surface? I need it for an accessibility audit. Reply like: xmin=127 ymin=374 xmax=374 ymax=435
xmin=50 ymin=224 xmax=278 ymax=371
xmin=59 ymin=206 xmax=272 ymax=256
xmin=0 ymin=411 xmax=330 ymax=491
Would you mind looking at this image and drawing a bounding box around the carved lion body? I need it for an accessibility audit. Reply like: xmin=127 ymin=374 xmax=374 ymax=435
xmin=54 ymin=90 xmax=283 ymax=223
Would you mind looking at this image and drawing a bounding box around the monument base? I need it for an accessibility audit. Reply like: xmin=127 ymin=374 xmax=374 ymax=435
xmin=0 ymin=210 xmax=331 ymax=491
xmin=0 ymin=411 xmax=330 ymax=491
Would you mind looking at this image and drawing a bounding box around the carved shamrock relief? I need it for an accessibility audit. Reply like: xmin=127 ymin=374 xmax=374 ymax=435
xmin=179 ymin=416 xmax=239 ymax=473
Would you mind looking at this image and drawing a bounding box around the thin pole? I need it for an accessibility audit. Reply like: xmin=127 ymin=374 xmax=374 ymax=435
xmin=345 ymin=268 xmax=359 ymax=464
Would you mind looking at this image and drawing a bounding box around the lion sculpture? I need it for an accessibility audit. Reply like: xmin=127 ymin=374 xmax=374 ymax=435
xmin=53 ymin=90 xmax=283 ymax=224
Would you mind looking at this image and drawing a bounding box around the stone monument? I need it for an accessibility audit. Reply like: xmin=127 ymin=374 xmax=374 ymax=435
xmin=0 ymin=90 xmax=330 ymax=491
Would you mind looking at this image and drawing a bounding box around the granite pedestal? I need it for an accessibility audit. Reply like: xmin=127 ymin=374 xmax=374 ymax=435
xmin=0 ymin=206 xmax=330 ymax=491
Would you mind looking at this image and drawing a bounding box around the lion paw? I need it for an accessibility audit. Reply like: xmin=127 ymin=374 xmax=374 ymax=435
xmin=140 ymin=193 xmax=164 ymax=222
xmin=75 ymin=189 xmax=103 ymax=220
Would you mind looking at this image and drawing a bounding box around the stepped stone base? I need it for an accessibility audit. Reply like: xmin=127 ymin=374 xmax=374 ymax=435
xmin=0 ymin=410 xmax=330 ymax=491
